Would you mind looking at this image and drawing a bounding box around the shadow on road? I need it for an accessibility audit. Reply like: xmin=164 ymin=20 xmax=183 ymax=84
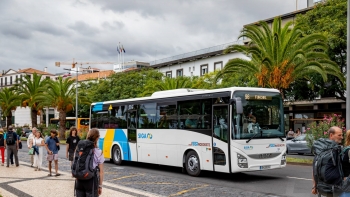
xmin=106 ymin=160 xmax=281 ymax=183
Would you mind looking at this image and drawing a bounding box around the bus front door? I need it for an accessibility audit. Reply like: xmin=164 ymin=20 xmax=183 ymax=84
xmin=127 ymin=110 xmax=138 ymax=161
xmin=212 ymin=105 xmax=230 ymax=173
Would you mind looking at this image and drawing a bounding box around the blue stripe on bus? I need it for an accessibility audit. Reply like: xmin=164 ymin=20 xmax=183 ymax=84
xmin=113 ymin=129 xmax=131 ymax=161
xmin=92 ymin=102 xmax=104 ymax=112
xmin=99 ymin=138 xmax=104 ymax=152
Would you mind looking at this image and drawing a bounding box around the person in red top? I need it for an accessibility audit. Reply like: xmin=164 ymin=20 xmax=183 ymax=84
xmin=0 ymin=128 xmax=5 ymax=166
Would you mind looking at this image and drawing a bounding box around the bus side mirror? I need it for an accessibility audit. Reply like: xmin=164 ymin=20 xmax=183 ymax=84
xmin=230 ymin=98 xmax=243 ymax=114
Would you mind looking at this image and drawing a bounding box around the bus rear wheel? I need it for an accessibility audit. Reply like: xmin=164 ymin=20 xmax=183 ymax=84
xmin=185 ymin=150 xmax=201 ymax=177
xmin=112 ymin=145 xmax=122 ymax=165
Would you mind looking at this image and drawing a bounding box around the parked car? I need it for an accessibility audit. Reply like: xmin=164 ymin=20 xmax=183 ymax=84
xmin=25 ymin=130 xmax=32 ymax=138
xmin=286 ymin=134 xmax=313 ymax=155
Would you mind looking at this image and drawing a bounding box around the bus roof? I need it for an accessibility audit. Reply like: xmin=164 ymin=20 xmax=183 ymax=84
xmin=91 ymin=87 xmax=280 ymax=106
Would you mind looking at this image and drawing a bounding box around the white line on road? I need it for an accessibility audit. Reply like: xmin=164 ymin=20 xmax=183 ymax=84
xmin=287 ymin=176 xmax=312 ymax=181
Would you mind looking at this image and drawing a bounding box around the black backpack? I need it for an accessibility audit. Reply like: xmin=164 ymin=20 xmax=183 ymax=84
xmin=0 ymin=134 xmax=4 ymax=146
xmin=6 ymin=132 xmax=15 ymax=145
xmin=312 ymin=138 xmax=343 ymax=196
xmin=71 ymin=140 xmax=95 ymax=180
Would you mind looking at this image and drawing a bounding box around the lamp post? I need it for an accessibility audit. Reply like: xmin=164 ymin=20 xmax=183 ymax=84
xmin=63 ymin=68 xmax=79 ymax=128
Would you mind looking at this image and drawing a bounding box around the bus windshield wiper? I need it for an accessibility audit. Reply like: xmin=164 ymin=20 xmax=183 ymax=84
xmin=278 ymin=136 xmax=284 ymax=142
xmin=246 ymin=132 xmax=259 ymax=143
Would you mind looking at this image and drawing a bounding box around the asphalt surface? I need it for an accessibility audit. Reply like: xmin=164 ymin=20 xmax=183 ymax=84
xmin=17 ymin=142 xmax=315 ymax=197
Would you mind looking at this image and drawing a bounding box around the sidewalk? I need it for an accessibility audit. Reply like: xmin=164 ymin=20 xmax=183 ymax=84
xmin=0 ymin=160 xmax=161 ymax=197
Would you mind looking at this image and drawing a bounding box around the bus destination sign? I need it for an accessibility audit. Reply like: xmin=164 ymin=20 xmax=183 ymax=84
xmin=245 ymin=94 xmax=272 ymax=100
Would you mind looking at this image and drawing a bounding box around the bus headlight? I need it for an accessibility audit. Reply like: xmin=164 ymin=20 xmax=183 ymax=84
xmin=281 ymin=152 xmax=286 ymax=165
xmin=237 ymin=153 xmax=248 ymax=168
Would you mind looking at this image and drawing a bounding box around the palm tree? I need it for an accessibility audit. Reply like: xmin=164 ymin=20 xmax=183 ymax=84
xmin=0 ymin=88 xmax=20 ymax=128
xmin=216 ymin=17 xmax=344 ymax=99
xmin=142 ymin=76 xmax=192 ymax=96
xmin=37 ymin=77 xmax=76 ymax=139
xmin=14 ymin=73 xmax=49 ymax=127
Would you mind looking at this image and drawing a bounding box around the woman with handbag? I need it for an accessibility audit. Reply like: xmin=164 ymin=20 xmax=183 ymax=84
xmin=31 ymin=131 xmax=45 ymax=171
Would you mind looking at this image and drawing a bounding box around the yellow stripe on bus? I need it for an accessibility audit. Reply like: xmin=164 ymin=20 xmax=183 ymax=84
xmin=103 ymin=129 xmax=115 ymax=158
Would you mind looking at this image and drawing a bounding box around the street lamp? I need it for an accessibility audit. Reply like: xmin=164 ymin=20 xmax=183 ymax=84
xmin=63 ymin=68 xmax=79 ymax=128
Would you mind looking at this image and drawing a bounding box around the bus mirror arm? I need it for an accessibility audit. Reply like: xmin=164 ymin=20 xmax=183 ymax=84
xmin=230 ymin=98 xmax=243 ymax=114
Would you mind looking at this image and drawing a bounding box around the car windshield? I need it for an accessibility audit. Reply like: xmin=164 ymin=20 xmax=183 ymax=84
xmin=294 ymin=135 xmax=306 ymax=141
xmin=232 ymin=91 xmax=284 ymax=140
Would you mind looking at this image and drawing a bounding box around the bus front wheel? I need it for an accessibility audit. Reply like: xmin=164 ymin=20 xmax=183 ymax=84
xmin=112 ymin=145 xmax=122 ymax=165
xmin=185 ymin=150 xmax=201 ymax=177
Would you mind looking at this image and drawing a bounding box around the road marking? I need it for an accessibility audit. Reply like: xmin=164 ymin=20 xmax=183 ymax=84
xmin=287 ymin=176 xmax=312 ymax=181
xmin=121 ymin=182 xmax=189 ymax=185
xmin=108 ymin=174 xmax=144 ymax=181
xmin=169 ymin=184 xmax=208 ymax=196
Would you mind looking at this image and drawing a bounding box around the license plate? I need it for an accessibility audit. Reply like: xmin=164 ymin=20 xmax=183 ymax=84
xmin=259 ymin=165 xmax=271 ymax=170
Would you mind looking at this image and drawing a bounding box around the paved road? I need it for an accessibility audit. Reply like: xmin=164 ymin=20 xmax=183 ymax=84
xmin=18 ymin=143 xmax=314 ymax=197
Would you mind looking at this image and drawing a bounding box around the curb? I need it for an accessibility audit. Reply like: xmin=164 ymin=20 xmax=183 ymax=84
xmin=287 ymin=162 xmax=312 ymax=166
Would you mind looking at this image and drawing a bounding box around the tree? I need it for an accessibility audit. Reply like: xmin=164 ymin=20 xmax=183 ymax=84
xmin=14 ymin=73 xmax=48 ymax=127
xmin=0 ymin=88 xmax=20 ymax=127
xmin=36 ymin=77 xmax=76 ymax=139
xmin=142 ymin=76 xmax=192 ymax=96
xmin=216 ymin=17 xmax=344 ymax=99
xmin=296 ymin=0 xmax=347 ymax=100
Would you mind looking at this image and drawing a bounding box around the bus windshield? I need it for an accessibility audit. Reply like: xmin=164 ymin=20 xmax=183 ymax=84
xmin=232 ymin=91 xmax=284 ymax=140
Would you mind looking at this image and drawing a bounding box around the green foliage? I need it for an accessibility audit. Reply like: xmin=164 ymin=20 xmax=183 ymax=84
xmin=82 ymin=68 xmax=163 ymax=102
xmin=0 ymin=88 xmax=20 ymax=127
xmin=306 ymin=114 xmax=345 ymax=147
xmin=142 ymin=76 xmax=192 ymax=96
xmin=217 ymin=17 xmax=343 ymax=99
xmin=78 ymin=127 xmax=88 ymax=140
xmin=65 ymin=130 xmax=70 ymax=139
xmin=13 ymin=73 xmax=49 ymax=127
xmin=36 ymin=77 xmax=76 ymax=140
xmin=296 ymin=0 xmax=347 ymax=100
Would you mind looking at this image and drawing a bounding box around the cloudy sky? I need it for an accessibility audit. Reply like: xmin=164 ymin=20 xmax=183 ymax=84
xmin=0 ymin=0 xmax=308 ymax=74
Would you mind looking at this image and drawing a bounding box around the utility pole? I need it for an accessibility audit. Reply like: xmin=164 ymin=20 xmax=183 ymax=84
xmin=347 ymin=0 xmax=350 ymax=129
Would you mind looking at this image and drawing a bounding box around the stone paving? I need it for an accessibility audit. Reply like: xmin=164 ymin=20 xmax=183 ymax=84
xmin=0 ymin=149 xmax=289 ymax=197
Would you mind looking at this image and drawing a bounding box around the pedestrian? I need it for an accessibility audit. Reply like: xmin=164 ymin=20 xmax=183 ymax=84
xmin=66 ymin=127 xmax=80 ymax=166
xmin=32 ymin=131 xmax=45 ymax=171
xmin=4 ymin=126 xmax=19 ymax=167
xmin=287 ymin=128 xmax=294 ymax=139
xmin=0 ymin=128 xmax=5 ymax=166
xmin=294 ymin=128 xmax=301 ymax=137
xmin=45 ymin=129 xmax=60 ymax=176
xmin=75 ymin=128 xmax=104 ymax=197
xmin=312 ymin=126 xmax=343 ymax=196
xmin=27 ymin=127 xmax=37 ymax=167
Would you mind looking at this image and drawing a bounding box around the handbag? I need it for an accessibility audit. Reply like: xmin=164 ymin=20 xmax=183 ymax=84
xmin=28 ymin=147 xmax=34 ymax=155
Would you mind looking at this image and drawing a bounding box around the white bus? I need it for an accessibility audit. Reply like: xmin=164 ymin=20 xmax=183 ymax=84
xmin=90 ymin=87 xmax=286 ymax=176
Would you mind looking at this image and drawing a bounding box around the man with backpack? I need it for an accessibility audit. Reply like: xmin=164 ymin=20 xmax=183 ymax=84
xmin=4 ymin=126 xmax=19 ymax=167
xmin=312 ymin=126 xmax=343 ymax=196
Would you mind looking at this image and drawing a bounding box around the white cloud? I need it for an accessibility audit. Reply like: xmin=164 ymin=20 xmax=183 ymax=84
xmin=0 ymin=0 xmax=307 ymax=74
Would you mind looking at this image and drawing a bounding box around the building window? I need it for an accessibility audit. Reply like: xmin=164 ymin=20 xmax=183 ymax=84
xmin=5 ymin=78 xmax=7 ymax=85
xmin=176 ymin=69 xmax=183 ymax=77
xmin=1 ymin=78 xmax=2 ymax=86
xmin=189 ymin=67 xmax=191 ymax=72
xmin=16 ymin=75 xmax=18 ymax=83
xmin=200 ymin=64 xmax=208 ymax=76
xmin=10 ymin=76 xmax=12 ymax=85
xmin=193 ymin=66 xmax=195 ymax=71
xmin=46 ymin=76 xmax=50 ymax=80
xmin=214 ymin=61 xmax=223 ymax=71
xmin=166 ymin=71 xmax=172 ymax=78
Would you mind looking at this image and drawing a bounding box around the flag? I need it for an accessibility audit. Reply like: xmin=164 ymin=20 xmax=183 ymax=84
xmin=122 ymin=45 xmax=126 ymax=53
xmin=117 ymin=46 xmax=120 ymax=54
